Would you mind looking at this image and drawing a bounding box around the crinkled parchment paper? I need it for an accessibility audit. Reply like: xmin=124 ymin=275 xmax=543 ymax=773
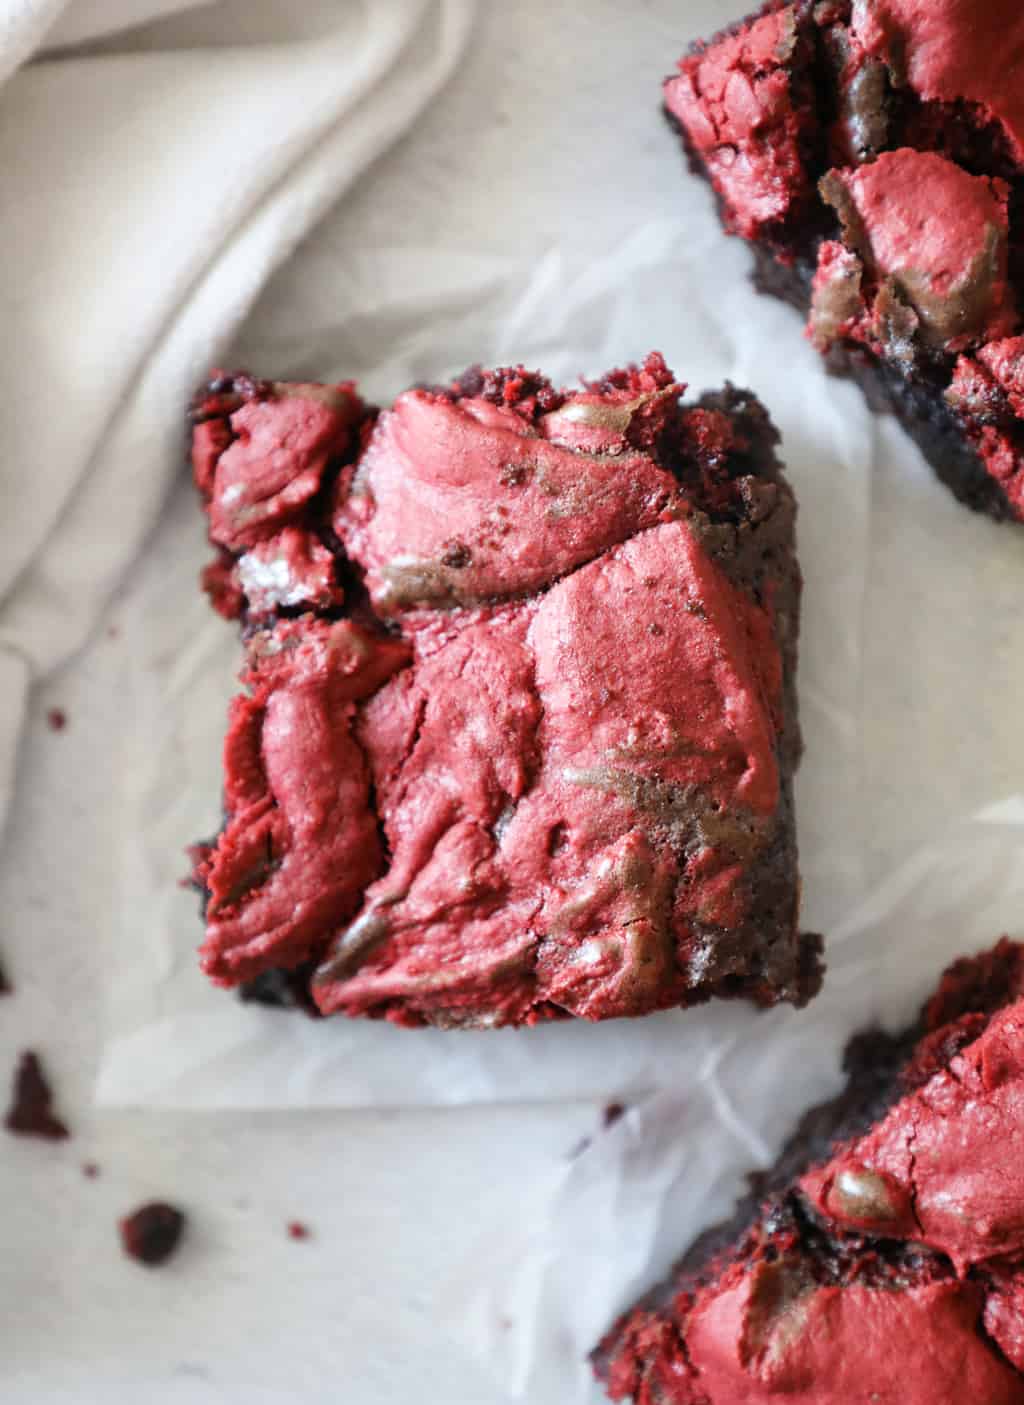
xmin=97 ymin=220 xmax=876 ymax=1106
xmin=98 ymin=205 xmax=1024 ymax=1117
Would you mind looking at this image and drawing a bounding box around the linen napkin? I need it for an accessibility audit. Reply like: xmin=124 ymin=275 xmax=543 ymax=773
xmin=0 ymin=0 xmax=475 ymax=832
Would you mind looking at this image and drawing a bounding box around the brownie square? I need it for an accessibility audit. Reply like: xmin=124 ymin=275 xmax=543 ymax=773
xmin=594 ymin=938 xmax=1024 ymax=1403
xmin=665 ymin=0 xmax=1024 ymax=524
xmin=189 ymin=355 xmax=820 ymax=1028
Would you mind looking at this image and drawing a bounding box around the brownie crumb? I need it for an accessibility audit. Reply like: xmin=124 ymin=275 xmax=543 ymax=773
xmin=82 ymin=1162 xmax=100 ymax=1179
xmin=603 ymin=1102 xmax=627 ymax=1128
xmin=287 ymin=1220 xmax=311 ymax=1240
xmin=46 ymin=708 xmax=67 ymax=732
xmin=450 ymin=364 xmax=564 ymax=416
xmin=119 ymin=1202 xmax=186 ymax=1266
xmin=570 ymin=1102 xmax=631 ymax=1160
xmin=440 ymin=541 xmax=472 ymax=569
xmin=5 ymin=1051 xmax=70 ymax=1140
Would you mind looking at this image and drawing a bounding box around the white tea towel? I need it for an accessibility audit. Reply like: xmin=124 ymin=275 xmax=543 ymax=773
xmin=0 ymin=0 xmax=475 ymax=833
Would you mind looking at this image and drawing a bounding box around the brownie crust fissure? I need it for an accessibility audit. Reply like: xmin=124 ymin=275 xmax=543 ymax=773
xmin=190 ymin=355 xmax=819 ymax=1029
xmin=665 ymin=0 xmax=1024 ymax=524
xmin=595 ymin=938 xmax=1024 ymax=1404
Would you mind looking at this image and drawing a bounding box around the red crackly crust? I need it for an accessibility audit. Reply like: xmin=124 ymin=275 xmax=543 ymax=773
xmin=191 ymin=356 xmax=816 ymax=1027
xmin=314 ymin=520 xmax=783 ymax=1025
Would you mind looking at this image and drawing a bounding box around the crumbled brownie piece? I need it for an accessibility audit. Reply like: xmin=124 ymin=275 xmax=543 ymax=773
xmin=594 ymin=938 xmax=1024 ymax=1403
xmin=190 ymin=355 xmax=818 ymax=1028
xmin=119 ymin=1202 xmax=186 ymax=1266
xmin=5 ymin=1051 xmax=70 ymax=1140
xmin=666 ymin=0 xmax=1024 ymax=523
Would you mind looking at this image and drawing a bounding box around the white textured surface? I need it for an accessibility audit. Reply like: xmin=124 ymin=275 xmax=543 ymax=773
xmin=3 ymin=1 xmax=1024 ymax=1402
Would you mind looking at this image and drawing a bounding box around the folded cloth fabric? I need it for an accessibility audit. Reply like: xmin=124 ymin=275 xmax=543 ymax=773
xmin=0 ymin=0 xmax=475 ymax=833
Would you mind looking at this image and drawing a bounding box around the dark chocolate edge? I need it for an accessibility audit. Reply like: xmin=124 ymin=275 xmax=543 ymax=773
xmin=682 ymin=382 xmax=820 ymax=1010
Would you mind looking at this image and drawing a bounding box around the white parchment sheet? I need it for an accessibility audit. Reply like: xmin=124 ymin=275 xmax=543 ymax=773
xmin=97 ymin=221 xmax=877 ymax=1106
xmin=98 ymin=218 xmax=1024 ymax=1113
xmin=96 ymin=210 xmax=1024 ymax=1108
xmin=447 ymin=804 xmax=1024 ymax=1401
xmin=5 ymin=6 xmax=1022 ymax=1405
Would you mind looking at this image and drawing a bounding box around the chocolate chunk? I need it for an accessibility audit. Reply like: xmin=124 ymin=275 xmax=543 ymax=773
xmin=823 ymin=17 xmax=891 ymax=166
xmin=840 ymin=58 xmax=890 ymax=161
xmin=824 ymin=1165 xmax=906 ymax=1223
xmin=742 ymin=1257 xmax=815 ymax=1366
xmin=871 ymin=279 xmax=922 ymax=369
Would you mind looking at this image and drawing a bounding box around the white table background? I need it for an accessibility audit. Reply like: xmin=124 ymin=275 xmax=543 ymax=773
xmin=4 ymin=2 xmax=1023 ymax=1401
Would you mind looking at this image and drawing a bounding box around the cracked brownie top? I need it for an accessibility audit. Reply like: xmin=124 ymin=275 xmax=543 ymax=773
xmin=189 ymin=354 xmax=817 ymax=1028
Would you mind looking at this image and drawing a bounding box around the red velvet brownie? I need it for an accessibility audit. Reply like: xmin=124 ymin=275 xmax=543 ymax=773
xmin=189 ymin=355 xmax=820 ymax=1028
xmin=665 ymin=0 xmax=1024 ymax=523
xmin=595 ymin=938 xmax=1024 ymax=1403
